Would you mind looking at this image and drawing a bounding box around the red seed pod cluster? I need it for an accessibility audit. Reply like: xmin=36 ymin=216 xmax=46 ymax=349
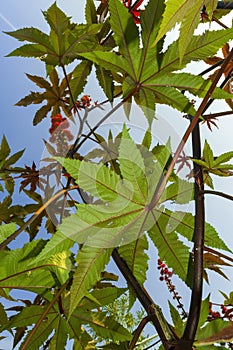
xmin=157 ymin=259 xmax=187 ymax=319
xmin=72 ymin=95 xmax=92 ymax=113
xmin=81 ymin=95 xmax=92 ymax=107
xmin=208 ymin=302 xmax=221 ymax=321
xmin=122 ymin=0 xmax=144 ymax=24
xmin=157 ymin=258 xmax=173 ymax=282
xmin=208 ymin=302 xmax=233 ymax=321
xmin=49 ymin=114 xmax=74 ymax=144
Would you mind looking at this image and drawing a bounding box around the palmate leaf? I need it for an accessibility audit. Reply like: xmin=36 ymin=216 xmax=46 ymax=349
xmin=54 ymin=132 xmax=185 ymax=283
xmin=53 ymin=130 xmax=229 ymax=287
xmin=80 ymin=0 xmax=233 ymax=124
xmin=15 ymin=68 xmax=72 ymax=125
xmin=5 ymin=3 xmax=102 ymax=67
xmin=192 ymin=140 xmax=233 ymax=187
xmin=3 ymin=282 xmax=127 ymax=349
xmin=149 ymin=212 xmax=190 ymax=281
xmin=153 ymin=0 xmax=218 ymax=60
xmin=7 ymin=306 xmax=69 ymax=350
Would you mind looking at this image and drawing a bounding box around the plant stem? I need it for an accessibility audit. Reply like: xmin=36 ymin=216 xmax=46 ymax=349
xmin=181 ymin=122 xmax=205 ymax=347
xmin=199 ymin=190 xmax=233 ymax=201
xmin=217 ymin=1 xmax=233 ymax=9
xmin=112 ymin=248 xmax=175 ymax=350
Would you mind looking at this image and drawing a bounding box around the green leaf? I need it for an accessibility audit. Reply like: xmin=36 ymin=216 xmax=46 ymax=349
xmin=118 ymin=235 xmax=148 ymax=286
xmin=0 ymin=135 xmax=10 ymax=161
xmin=31 ymin=230 xmax=74 ymax=264
xmin=149 ymin=212 xmax=190 ymax=282
xmin=26 ymin=73 xmax=52 ymax=90
xmin=15 ymin=91 xmax=45 ymax=107
xmin=203 ymin=140 xmax=214 ymax=167
xmin=16 ymin=310 xmax=61 ymax=350
xmin=212 ymin=151 xmax=233 ymax=167
xmin=4 ymin=149 xmax=25 ymax=167
xmin=172 ymin=212 xmax=230 ymax=252
xmin=168 ymin=301 xmax=185 ymax=338
xmin=80 ymin=51 xmax=133 ymax=76
xmin=5 ymin=6 xmax=102 ymax=67
xmin=96 ymin=65 xmax=114 ymax=102
xmin=5 ymin=43 xmax=47 ymax=59
xmin=160 ymin=178 xmax=194 ymax=204
xmin=204 ymin=222 xmax=230 ymax=252
xmin=85 ymin=0 xmax=97 ymax=24
xmin=57 ymin=157 xmax=123 ymax=202
xmin=153 ymin=0 xmax=218 ymax=60
xmin=0 ymin=240 xmax=70 ymax=290
xmin=33 ymin=104 xmax=51 ymax=125
xmin=4 ymin=27 xmax=51 ymax=47
xmin=43 ymin=2 xmax=71 ymax=39
xmin=161 ymin=27 xmax=233 ymax=72
xmin=89 ymin=312 xmax=131 ymax=342
xmin=70 ymin=60 xmax=93 ymax=102
xmin=48 ymin=317 xmax=70 ymax=350
xmin=197 ymin=296 xmax=211 ymax=329
xmin=15 ymin=68 xmax=72 ymax=125
xmin=69 ymin=247 xmax=112 ymax=316
xmin=119 ymin=126 xmax=148 ymax=204
xmin=81 ymin=287 xmax=126 ymax=310
xmin=195 ymin=319 xmax=231 ymax=346
xmin=109 ymin=0 xmax=140 ymax=77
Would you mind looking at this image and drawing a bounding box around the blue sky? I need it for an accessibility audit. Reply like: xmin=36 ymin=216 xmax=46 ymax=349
xmin=1 ymin=1 xmax=233 ymax=348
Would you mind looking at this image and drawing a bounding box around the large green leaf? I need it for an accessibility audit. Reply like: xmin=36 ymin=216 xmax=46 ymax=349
xmin=54 ymin=133 xmax=193 ymax=282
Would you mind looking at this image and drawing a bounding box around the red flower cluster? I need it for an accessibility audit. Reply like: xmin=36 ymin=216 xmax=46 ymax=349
xmin=122 ymin=0 xmax=144 ymax=24
xmin=49 ymin=114 xmax=74 ymax=143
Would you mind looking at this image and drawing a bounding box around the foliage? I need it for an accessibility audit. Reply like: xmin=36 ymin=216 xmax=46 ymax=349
xmin=1 ymin=0 xmax=233 ymax=349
